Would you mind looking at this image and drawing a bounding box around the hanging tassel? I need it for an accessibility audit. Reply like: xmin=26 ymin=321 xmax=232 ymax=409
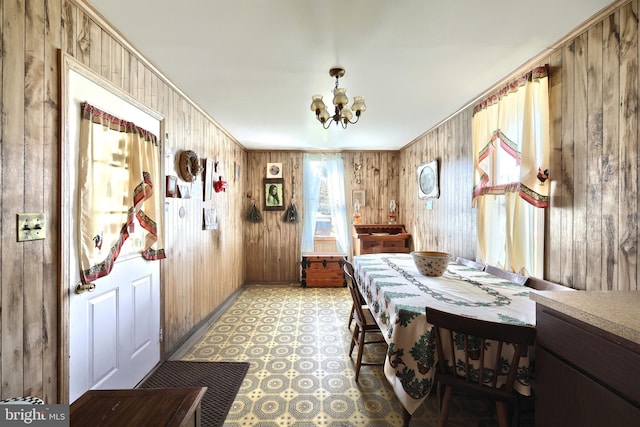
xmin=282 ymin=202 xmax=299 ymax=223
xmin=282 ymin=169 xmax=299 ymax=223
xmin=247 ymin=202 xmax=263 ymax=223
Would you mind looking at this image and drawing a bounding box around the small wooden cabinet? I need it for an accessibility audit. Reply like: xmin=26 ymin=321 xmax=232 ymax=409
xmin=352 ymin=224 xmax=411 ymax=255
xmin=301 ymin=252 xmax=346 ymax=288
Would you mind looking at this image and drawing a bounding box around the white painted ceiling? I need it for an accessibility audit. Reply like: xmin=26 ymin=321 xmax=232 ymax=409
xmin=88 ymin=0 xmax=613 ymax=151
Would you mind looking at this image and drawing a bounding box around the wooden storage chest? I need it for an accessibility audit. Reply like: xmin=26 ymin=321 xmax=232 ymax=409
xmin=301 ymin=252 xmax=346 ymax=288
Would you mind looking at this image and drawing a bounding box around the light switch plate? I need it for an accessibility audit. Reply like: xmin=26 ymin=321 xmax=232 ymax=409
xmin=17 ymin=213 xmax=46 ymax=242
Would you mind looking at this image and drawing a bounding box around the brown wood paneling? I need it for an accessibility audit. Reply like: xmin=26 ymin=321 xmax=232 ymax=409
xmin=619 ymin=1 xmax=639 ymax=290
xmin=398 ymin=112 xmax=476 ymax=262
xmin=24 ymin=0 xmax=46 ymax=400
xmin=547 ymin=51 xmax=563 ymax=284
xmin=244 ymin=152 xmax=303 ymax=283
xmin=2 ymin=0 xmax=27 ymax=399
xmin=573 ymin=32 xmax=589 ymax=290
xmin=3 ymin=0 xmax=640 ymax=405
xmin=44 ymin=0 xmax=62 ymax=404
xmin=586 ymin=22 xmax=604 ymax=290
xmin=602 ymin=11 xmax=621 ymax=290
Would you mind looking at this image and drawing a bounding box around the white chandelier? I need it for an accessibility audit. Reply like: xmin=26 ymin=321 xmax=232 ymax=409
xmin=310 ymin=67 xmax=366 ymax=129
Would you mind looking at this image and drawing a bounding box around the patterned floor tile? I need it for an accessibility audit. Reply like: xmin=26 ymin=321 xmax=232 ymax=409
xmin=178 ymin=284 xmax=533 ymax=426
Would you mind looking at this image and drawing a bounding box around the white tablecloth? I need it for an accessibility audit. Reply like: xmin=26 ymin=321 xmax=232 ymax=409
xmin=353 ymin=253 xmax=536 ymax=414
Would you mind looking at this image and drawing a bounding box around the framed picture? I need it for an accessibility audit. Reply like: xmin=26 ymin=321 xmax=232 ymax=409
xmin=417 ymin=159 xmax=440 ymax=199
xmin=266 ymin=162 xmax=282 ymax=178
xmin=264 ymin=178 xmax=285 ymax=211
xmin=234 ymin=161 xmax=241 ymax=182
xmin=203 ymin=158 xmax=213 ymax=201
xmin=166 ymin=175 xmax=178 ymax=198
xmin=203 ymin=208 xmax=218 ymax=230
xmin=178 ymin=184 xmax=191 ymax=199
xmin=352 ymin=189 xmax=366 ymax=207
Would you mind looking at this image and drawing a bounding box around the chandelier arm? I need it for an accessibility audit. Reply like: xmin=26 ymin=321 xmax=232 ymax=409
xmin=344 ymin=115 xmax=360 ymax=125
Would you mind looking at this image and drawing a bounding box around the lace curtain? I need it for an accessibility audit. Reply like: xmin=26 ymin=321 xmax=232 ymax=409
xmin=78 ymin=102 xmax=165 ymax=284
xmin=472 ymin=66 xmax=549 ymax=276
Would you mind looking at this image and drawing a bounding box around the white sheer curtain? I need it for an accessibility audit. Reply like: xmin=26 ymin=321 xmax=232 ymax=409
xmin=301 ymin=154 xmax=322 ymax=252
xmin=472 ymin=66 xmax=549 ymax=276
xmin=301 ymin=153 xmax=350 ymax=255
xmin=325 ymin=157 xmax=349 ymax=254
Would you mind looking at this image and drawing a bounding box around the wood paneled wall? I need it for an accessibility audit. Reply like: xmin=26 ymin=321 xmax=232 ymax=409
xmin=1 ymin=0 xmax=637 ymax=406
xmin=244 ymin=151 xmax=399 ymax=282
xmin=399 ymin=111 xmax=476 ymax=260
xmin=398 ymin=0 xmax=637 ymax=291
xmin=1 ymin=0 xmax=246 ymax=402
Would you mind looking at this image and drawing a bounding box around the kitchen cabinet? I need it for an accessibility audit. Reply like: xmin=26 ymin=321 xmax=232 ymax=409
xmin=531 ymin=292 xmax=640 ymax=427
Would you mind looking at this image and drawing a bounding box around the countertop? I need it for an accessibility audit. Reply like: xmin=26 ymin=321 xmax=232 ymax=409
xmin=530 ymin=290 xmax=640 ymax=346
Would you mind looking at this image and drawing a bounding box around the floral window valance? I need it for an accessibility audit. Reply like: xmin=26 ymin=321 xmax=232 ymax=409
xmin=78 ymin=102 xmax=165 ymax=284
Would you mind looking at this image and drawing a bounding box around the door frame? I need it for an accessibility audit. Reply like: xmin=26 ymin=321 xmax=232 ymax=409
xmin=59 ymin=51 xmax=165 ymax=403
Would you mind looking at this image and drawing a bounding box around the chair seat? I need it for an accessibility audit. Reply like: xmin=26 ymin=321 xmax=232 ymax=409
xmin=359 ymin=308 xmax=381 ymax=330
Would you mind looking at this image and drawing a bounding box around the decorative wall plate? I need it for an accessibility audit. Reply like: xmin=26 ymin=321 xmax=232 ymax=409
xmin=417 ymin=159 xmax=439 ymax=199
xmin=266 ymin=162 xmax=282 ymax=178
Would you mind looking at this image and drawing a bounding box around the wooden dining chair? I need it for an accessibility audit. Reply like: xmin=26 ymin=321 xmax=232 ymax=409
xmin=484 ymin=265 xmax=528 ymax=285
xmin=525 ymin=276 xmax=574 ymax=291
xmin=426 ymin=307 xmax=536 ymax=427
xmin=344 ymin=261 xmax=366 ymax=329
xmin=455 ymin=256 xmax=485 ymax=271
xmin=343 ymin=263 xmax=386 ymax=382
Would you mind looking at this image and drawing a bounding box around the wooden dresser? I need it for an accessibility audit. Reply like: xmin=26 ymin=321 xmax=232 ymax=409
xmin=300 ymin=252 xmax=346 ymax=288
xmin=352 ymin=224 xmax=411 ymax=255
xmin=70 ymin=387 xmax=206 ymax=427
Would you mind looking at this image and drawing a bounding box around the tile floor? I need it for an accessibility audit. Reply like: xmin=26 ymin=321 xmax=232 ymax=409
xmin=177 ymin=284 xmax=533 ymax=427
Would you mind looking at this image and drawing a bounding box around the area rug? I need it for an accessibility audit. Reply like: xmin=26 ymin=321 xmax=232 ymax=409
xmin=139 ymin=361 xmax=249 ymax=427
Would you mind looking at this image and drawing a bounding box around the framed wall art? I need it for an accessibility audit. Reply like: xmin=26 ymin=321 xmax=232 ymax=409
xmin=352 ymin=189 xmax=366 ymax=207
xmin=417 ymin=159 xmax=440 ymax=199
xmin=166 ymin=175 xmax=178 ymax=198
xmin=266 ymin=162 xmax=282 ymax=178
xmin=203 ymin=208 xmax=218 ymax=230
xmin=264 ymin=178 xmax=285 ymax=211
xmin=178 ymin=184 xmax=191 ymax=199
xmin=203 ymin=158 xmax=213 ymax=201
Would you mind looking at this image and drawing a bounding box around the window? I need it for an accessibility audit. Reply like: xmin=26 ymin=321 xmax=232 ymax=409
xmin=472 ymin=67 xmax=550 ymax=277
xmin=301 ymin=153 xmax=350 ymax=254
xmin=315 ymin=166 xmax=334 ymax=237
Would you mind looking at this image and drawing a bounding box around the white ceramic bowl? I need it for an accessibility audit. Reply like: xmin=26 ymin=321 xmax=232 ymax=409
xmin=411 ymin=251 xmax=450 ymax=277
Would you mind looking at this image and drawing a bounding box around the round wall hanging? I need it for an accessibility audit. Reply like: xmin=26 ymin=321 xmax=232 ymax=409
xmin=178 ymin=150 xmax=203 ymax=182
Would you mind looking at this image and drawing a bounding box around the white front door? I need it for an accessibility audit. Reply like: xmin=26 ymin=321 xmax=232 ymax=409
xmin=69 ymin=241 xmax=160 ymax=403
xmin=63 ymin=59 xmax=162 ymax=403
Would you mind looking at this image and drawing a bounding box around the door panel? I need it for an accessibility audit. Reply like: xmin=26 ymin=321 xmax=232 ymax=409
xmin=70 ymin=254 xmax=160 ymax=403
xmin=89 ymin=289 xmax=119 ymax=387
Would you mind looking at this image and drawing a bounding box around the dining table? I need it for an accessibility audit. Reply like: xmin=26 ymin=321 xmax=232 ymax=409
xmin=352 ymin=253 xmax=537 ymax=415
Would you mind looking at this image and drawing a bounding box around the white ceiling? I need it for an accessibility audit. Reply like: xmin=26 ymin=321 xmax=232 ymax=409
xmin=88 ymin=0 xmax=613 ymax=151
